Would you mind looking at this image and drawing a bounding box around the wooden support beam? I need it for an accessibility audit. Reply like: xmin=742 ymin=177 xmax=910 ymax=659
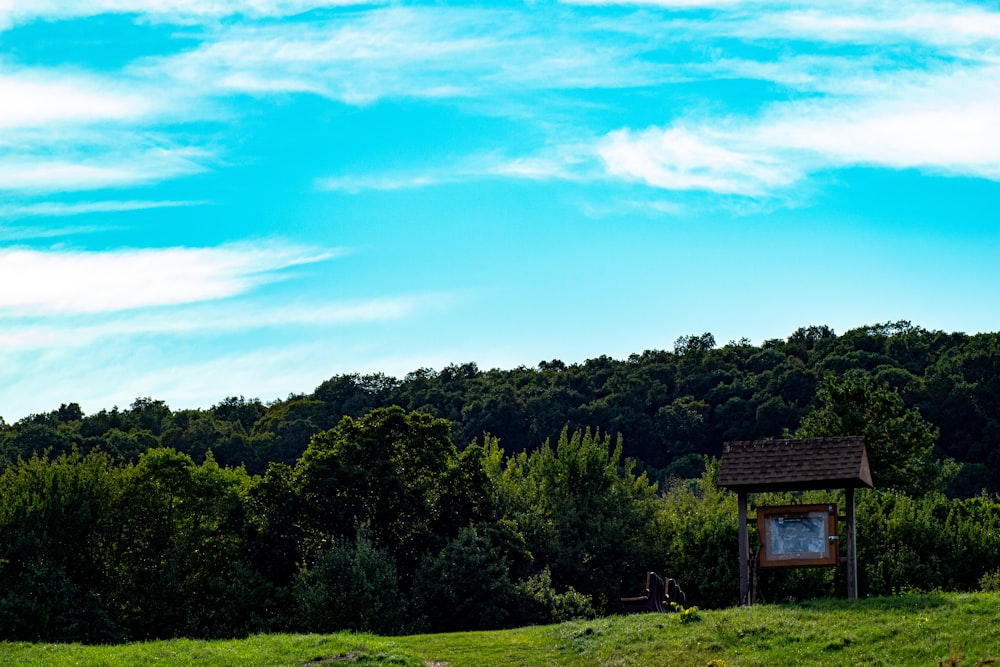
xmin=846 ymin=486 xmax=858 ymax=599
xmin=738 ymin=491 xmax=750 ymax=605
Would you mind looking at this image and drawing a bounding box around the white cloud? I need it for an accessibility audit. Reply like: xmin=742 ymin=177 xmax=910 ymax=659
xmin=133 ymin=6 xmax=654 ymax=104
xmin=317 ymin=149 xmax=589 ymax=192
xmin=0 ymin=1 xmax=378 ymax=28
xmin=0 ymin=290 xmax=457 ymax=420
xmin=0 ymin=199 xmax=207 ymax=219
xmin=0 ymin=142 xmax=210 ymax=192
xmin=0 ymin=61 xmax=212 ymax=193
xmin=600 ymin=124 xmax=801 ymax=195
xmin=751 ymin=2 xmax=1000 ymax=48
xmin=0 ymin=292 xmax=451 ymax=351
xmin=317 ymin=172 xmax=448 ymax=193
xmin=6 ymin=0 xmax=1000 ymax=201
xmin=599 ymin=59 xmax=1000 ymax=195
xmin=0 ymin=242 xmax=337 ymax=315
xmin=0 ymin=331 xmax=451 ymax=422
xmin=762 ymin=91 xmax=1000 ymax=176
xmin=0 ymin=69 xmax=162 ymax=128
xmin=562 ymin=0 xmax=763 ymax=7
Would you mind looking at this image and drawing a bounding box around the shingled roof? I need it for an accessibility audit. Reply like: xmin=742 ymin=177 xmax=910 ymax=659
xmin=719 ymin=436 xmax=873 ymax=492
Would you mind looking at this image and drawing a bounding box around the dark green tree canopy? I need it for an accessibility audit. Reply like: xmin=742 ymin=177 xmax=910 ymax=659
xmin=794 ymin=370 xmax=953 ymax=494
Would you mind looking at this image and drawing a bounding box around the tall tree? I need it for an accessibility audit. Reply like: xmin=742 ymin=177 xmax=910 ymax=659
xmin=293 ymin=406 xmax=469 ymax=580
xmin=495 ymin=428 xmax=659 ymax=611
xmin=795 ymin=370 xmax=954 ymax=494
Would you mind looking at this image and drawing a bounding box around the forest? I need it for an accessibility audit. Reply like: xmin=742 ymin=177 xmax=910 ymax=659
xmin=3 ymin=320 xmax=1000 ymax=643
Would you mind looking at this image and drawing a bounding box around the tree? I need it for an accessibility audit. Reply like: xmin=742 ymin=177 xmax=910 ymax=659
xmin=293 ymin=406 xmax=469 ymax=580
xmin=411 ymin=525 xmax=516 ymax=632
xmin=211 ymin=396 xmax=266 ymax=432
xmin=0 ymin=450 xmax=124 ymax=643
xmin=115 ymin=449 xmax=264 ymax=639
xmin=293 ymin=527 xmax=405 ymax=635
xmin=494 ymin=428 xmax=659 ymax=611
xmin=795 ymin=370 xmax=954 ymax=494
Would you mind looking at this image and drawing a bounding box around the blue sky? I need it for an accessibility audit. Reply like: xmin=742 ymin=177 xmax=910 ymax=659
xmin=1 ymin=0 xmax=999 ymax=421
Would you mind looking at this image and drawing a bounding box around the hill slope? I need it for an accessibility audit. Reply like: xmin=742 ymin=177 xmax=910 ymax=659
xmin=3 ymin=592 xmax=997 ymax=666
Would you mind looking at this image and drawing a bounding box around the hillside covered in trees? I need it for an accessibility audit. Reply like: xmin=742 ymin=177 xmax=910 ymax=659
xmin=4 ymin=321 xmax=998 ymax=495
xmin=4 ymin=321 xmax=1000 ymax=643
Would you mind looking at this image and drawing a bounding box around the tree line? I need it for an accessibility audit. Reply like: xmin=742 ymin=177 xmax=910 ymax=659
xmin=3 ymin=408 xmax=1000 ymax=644
xmin=4 ymin=321 xmax=998 ymax=494
xmin=3 ymin=321 xmax=1000 ymax=642
xmin=0 ymin=413 xmax=649 ymax=641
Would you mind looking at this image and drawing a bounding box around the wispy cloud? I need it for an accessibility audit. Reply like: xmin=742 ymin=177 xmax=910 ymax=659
xmin=0 ymin=58 xmax=213 ymax=193
xmin=600 ymin=124 xmax=800 ymax=196
xmin=0 ymin=292 xmax=452 ymax=351
xmin=0 ymin=200 xmax=210 ymax=241
xmin=0 ymin=289 xmax=456 ymax=420
xmin=599 ymin=59 xmax=1000 ymax=195
xmin=744 ymin=2 xmax=1000 ymax=48
xmin=0 ymin=242 xmax=338 ymax=315
xmin=316 ymin=150 xmax=588 ymax=192
xmin=0 ymin=199 xmax=208 ymax=219
xmin=134 ymin=6 xmax=655 ymax=105
xmin=0 ymin=1 xmax=379 ymax=29
xmin=19 ymin=0 xmax=996 ymax=202
xmin=0 ymin=68 xmax=164 ymax=128
xmin=174 ymin=0 xmax=997 ymax=199
xmin=0 ymin=146 xmax=210 ymax=192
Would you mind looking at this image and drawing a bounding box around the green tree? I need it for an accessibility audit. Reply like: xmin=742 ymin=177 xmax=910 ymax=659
xmin=293 ymin=527 xmax=405 ymax=635
xmin=411 ymin=525 xmax=516 ymax=632
xmin=795 ymin=370 xmax=954 ymax=494
xmin=0 ymin=450 xmax=123 ymax=642
xmin=114 ymin=449 xmax=264 ymax=639
xmin=294 ymin=406 xmax=468 ymax=580
xmin=494 ymin=428 xmax=659 ymax=611
xmin=651 ymin=460 xmax=739 ymax=608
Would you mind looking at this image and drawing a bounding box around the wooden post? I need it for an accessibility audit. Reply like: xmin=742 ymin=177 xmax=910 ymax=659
xmin=845 ymin=486 xmax=858 ymax=599
xmin=738 ymin=491 xmax=750 ymax=605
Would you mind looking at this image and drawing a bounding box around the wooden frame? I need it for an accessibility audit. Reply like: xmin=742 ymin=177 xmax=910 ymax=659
xmin=722 ymin=437 xmax=872 ymax=603
xmin=757 ymin=504 xmax=838 ymax=569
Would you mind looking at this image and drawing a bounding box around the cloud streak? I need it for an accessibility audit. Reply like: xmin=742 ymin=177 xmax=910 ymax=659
xmin=0 ymin=68 xmax=163 ymax=128
xmin=0 ymin=199 xmax=208 ymax=219
xmin=316 ymin=150 xmax=589 ymax=192
xmin=0 ymin=1 xmax=380 ymax=29
xmin=599 ymin=60 xmax=1000 ymax=195
xmin=0 ymin=292 xmax=452 ymax=351
xmin=0 ymin=242 xmax=338 ymax=315
xmin=134 ymin=6 xmax=655 ymax=104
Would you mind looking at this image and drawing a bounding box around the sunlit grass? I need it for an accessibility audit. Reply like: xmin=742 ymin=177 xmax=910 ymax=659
xmin=2 ymin=592 xmax=997 ymax=666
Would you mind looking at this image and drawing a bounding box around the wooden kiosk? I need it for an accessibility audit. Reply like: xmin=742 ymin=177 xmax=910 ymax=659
xmin=719 ymin=436 xmax=873 ymax=605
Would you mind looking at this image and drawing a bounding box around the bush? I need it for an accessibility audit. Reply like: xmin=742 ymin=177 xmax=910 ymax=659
xmin=411 ymin=525 xmax=516 ymax=632
xmin=293 ymin=528 xmax=405 ymax=635
xmin=650 ymin=460 xmax=739 ymax=608
xmin=857 ymin=491 xmax=1000 ymax=596
xmin=512 ymin=567 xmax=595 ymax=624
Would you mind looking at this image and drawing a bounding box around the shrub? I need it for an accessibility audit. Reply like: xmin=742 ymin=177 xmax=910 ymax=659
xmin=293 ymin=528 xmax=405 ymax=635
xmin=411 ymin=525 xmax=516 ymax=632
xmin=512 ymin=567 xmax=595 ymax=624
xmin=650 ymin=460 xmax=739 ymax=608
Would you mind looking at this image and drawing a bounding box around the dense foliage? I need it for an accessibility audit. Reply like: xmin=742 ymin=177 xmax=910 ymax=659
xmin=4 ymin=321 xmax=1000 ymax=642
xmin=5 ymin=321 xmax=1000 ymax=495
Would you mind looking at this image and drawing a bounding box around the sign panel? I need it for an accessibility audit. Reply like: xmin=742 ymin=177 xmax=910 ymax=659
xmin=757 ymin=504 xmax=839 ymax=568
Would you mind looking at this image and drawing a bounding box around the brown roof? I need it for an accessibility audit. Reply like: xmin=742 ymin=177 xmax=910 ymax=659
xmin=719 ymin=436 xmax=873 ymax=492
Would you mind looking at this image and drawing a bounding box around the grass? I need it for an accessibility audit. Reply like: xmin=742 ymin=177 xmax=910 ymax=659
xmin=2 ymin=592 xmax=998 ymax=666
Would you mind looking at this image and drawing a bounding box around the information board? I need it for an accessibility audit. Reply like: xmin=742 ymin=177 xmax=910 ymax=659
xmin=757 ymin=504 xmax=839 ymax=568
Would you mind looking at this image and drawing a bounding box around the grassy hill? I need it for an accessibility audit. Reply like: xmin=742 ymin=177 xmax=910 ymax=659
xmin=2 ymin=592 xmax=997 ymax=666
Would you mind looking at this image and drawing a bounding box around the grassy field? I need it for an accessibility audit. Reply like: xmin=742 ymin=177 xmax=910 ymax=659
xmin=2 ymin=592 xmax=997 ymax=666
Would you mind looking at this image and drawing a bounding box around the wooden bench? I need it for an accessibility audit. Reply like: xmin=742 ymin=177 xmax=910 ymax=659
xmin=621 ymin=571 xmax=686 ymax=613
